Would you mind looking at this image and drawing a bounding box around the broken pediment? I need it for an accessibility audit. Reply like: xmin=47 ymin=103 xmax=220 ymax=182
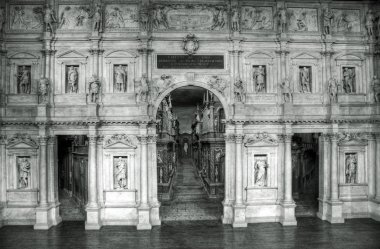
xmin=244 ymin=133 xmax=278 ymax=147
xmin=104 ymin=134 xmax=138 ymax=149
xmin=7 ymin=134 xmax=38 ymax=149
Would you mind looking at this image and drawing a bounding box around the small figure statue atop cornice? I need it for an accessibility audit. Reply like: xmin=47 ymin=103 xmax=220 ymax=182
xmin=139 ymin=4 xmax=150 ymax=32
xmin=43 ymin=4 xmax=57 ymax=34
xmin=323 ymin=8 xmax=333 ymax=36
xmin=365 ymin=10 xmax=375 ymax=38
xmin=234 ymin=78 xmax=245 ymax=103
xmin=372 ymin=75 xmax=380 ymax=103
xmin=91 ymin=4 xmax=102 ymax=32
xmin=328 ymin=77 xmax=338 ymax=103
xmin=136 ymin=74 xmax=150 ymax=103
xmin=276 ymin=7 xmax=288 ymax=33
xmin=38 ymin=77 xmax=49 ymax=104
xmin=183 ymin=34 xmax=199 ymax=55
xmin=230 ymin=6 xmax=240 ymax=32
xmin=280 ymin=78 xmax=293 ymax=103
xmin=88 ymin=75 xmax=100 ymax=103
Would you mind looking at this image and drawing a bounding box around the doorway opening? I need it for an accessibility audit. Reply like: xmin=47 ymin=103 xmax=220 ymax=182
xmin=57 ymin=135 xmax=88 ymax=221
xmin=292 ymin=133 xmax=320 ymax=217
xmin=156 ymin=86 xmax=226 ymax=221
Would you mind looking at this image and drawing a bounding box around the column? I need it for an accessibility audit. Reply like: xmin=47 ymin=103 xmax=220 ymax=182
xmin=277 ymin=135 xmax=285 ymax=201
xmin=0 ymin=135 xmax=4 ymax=228
xmin=47 ymin=136 xmax=61 ymax=226
xmin=147 ymin=134 xmax=161 ymax=226
xmin=317 ymin=134 xmax=330 ymax=220
xmin=375 ymin=134 xmax=380 ymax=201
xmin=137 ymin=133 xmax=152 ymax=230
xmin=85 ymin=133 xmax=101 ymax=230
xmin=222 ymin=133 xmax=235 ymax=224
xmin=96 ymin=136 xmax=104 ymax=206
xmin=368 ymin=134 xmax=376 ymax=199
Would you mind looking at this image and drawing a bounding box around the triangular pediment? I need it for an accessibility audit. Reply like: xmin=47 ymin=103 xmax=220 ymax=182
xmin=58 ymin=50 xmax=87 ymax=59
xmin=105 ymin=50 xmax=137 ymax=58
xmin=293 ymin=52 xmax=319 ymax=60
xmin=8 ymin=52 xmax=39 ymax=59
xmin=246 ymin=51 xmax=273 ymax=59
xmin=104 ymin=134 xmax=137 ymax=149
xmin=106 ymin=142 xmax=135 ymax=148
xmin=336 ymin=54 xmax=363 ymax=61
xmin=244 ymin=133 xmax=278 ymax=147
xmin=7 ymin=134 xmax=38 ymax=149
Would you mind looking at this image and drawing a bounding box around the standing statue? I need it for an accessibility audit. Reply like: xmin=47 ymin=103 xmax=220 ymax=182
xmin=17 ymin=66 xmax=31 ymax=94
xmin=43 ymin=4 xmax=56 ymax=34
xmin=136 ymin=74 xmax=149 ymax=102
xmin=345 ymin=154 xmax=357 ymax=184
xmin=38 ymin=77 xmax=49 ymax=104
xmin=280 ymin=78 xmax=293 ymax=103
xmin=231 ymin=7 xmax=240 ymax=32
xmin=343 ymin=68 xmax=355 ymax=93
xmin=328 ymin=77 xmax=338 ymax=103
xmin=18 ymin=158 xmax=31 ymax=189
xmin=323 ymin=8 xmax=334 ymax=35
xmin=115 ymin=157 xmax=127 ymax=189
xmin=139 ymin=5 xmax=150 ymax=31
xmin=300 ymin=67 xmax=311 ymax=93
xmin=88 ymin=75 xmax=100 ymax=103
xmin=0 ymin=7 xmax=5 ymax=34
xmin=372 ymin=75 xmax=380 ymax=103
xmin=277 ymin=7 xmax=287 ymax=33
xmin=254 ymin=158 xmax=268 ymax=187
xmin=211 ymin=8 xmax=226 ymax=30
xmin=365 ymin=10 xmax=375 ymax=38
xmin=253 ymin=66 xmax=266 ymax=93
xmin=91 ymin=4 xmax=102 ymax=32
xmin=234 ymin=78 xmax=245 ymax=103
xmin=114 ymin=65 xmax=127 ymax=92
xmin=67 ymin=66 xmax=78 ymax=93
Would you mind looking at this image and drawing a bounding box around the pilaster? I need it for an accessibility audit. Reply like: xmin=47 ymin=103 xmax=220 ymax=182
xmin=222 ymin=133 xmax=235 ymax=224
xmin=147 ymin=133 xmax=161 ymax=226
xmin=317 ymin=134 xmax=330 ymax=220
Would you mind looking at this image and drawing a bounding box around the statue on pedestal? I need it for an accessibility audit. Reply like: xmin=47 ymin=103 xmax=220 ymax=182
xmin=91 ymin=4 xmax=102 ymax=32
xmin=254 ymin=157 xmax=268 ymax=187
xmin=88 ymin=75 xmax=100 ymax=103
xmin=231 ymin=7 xmax=240 ymax=32
xmin=136 ymin=74 xmax=149 ymax=102
xmin=114 ymin=157 xmax=127 ymax=189
xmin=43 ymin=4 xmax=57 ymax=34
xmin=280 ymin=78 xmax=293 ymax=103
xmin=276 ymin=7 xmax=287 ymax=33
xmin=328 ymin=77 xmax=338 ymax=103
xmin=365 ymin=10 xmax=375 ymax=38
xmin=114 ymin=65 xmax=127 ymax=92
xmin=342 ymin=68 xmax=355 ymax=93
xmin=234 ymin=78 xmax=246 ymax=103
xmin=323 ymin=8 xmax=333 ymax=35
xmin=38 ymin=77 xmax=49 ymax=104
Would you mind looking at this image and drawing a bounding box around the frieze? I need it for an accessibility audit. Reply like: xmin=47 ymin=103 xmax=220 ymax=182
xmin=241 ymin=6 xmax=273 ymax=31
xmin=7 ymin=134 xmax=38 ymax=148
xmin=244 ymin=132 xmax=277 ymax=146
xmin=9 ymin=5 xmax=44 ymax=32
xmin=288 ymin=8 xmax=318 ymax=32
xmin=151 ymin=4 xmax=228 ymax=31
xmin=104 ymin=134 xmax=137 ymax=148
xmin=58 ymin=4 xmax=92 ymax=30
xmin=104 ymin=4 xmax=139 ymax=30
xmin=331 ymin=9 xmax=360 ymax=33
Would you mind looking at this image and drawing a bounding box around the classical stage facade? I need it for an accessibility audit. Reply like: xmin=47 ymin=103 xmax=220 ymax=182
xmin=0 ymin=0 xmax=380 ymax=231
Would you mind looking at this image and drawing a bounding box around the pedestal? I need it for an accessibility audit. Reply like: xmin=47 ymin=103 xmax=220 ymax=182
xmin=330 ymin=103 xmax=340 ymax=117
xmin=232 ymin=204 xmax=247 ymax=228
xmin=37 ymin=104 xmax=48 ymax=117
xmin=326 ymin=200 xmax=344 ymax=223
xmin=316 ymin=198 xmax=328 ymax=220
xmin=283 ymin=103 xmax=295 ymax=119
xmin=279 ymin=202 xmax=297 ymax=226
xmin=87 ymin=103 xmax=98 ymax=117
xmin=50 ymin=202 xmax=62 ymax=226
xmin=369 ymin=199 xmax=380 ymax=221
xmin=233 ymin=103 xmax=245 ymax=118
xmin=34 ymin=206 xmax=55 ymax=230
xmin=137 ymin=206 xmax=152 ymax=230
xmin=0 ymin=204 xmax=4 ymax=228
xmin=222 ymin=200 xmax=234 ymax=224
xmin=85 ymin=206 xmax=101 ymax=230
xmin=149 ymin=202 xmax=161 ymax=226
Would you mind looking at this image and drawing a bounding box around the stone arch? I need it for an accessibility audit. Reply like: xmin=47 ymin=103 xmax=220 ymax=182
xmin=152 ymin=80 xmax=230 ymax=120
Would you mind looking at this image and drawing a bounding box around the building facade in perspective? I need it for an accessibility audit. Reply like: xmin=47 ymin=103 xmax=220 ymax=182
xmin=0 ymin=0 xmax=379 ymax=230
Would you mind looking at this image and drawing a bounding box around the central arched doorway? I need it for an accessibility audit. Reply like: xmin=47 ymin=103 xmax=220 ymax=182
xmin=154 ymin=85 xmax=227 ymax=221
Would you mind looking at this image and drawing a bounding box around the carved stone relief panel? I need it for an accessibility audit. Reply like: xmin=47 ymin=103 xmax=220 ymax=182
xmin=113 ymin=64 xmax=128 ymax=93
xmin=254 ymin=154 xmax=268 ymax=187
xmin=16 ymin=65 xmax=32 ymax=94
xmin=65 ymin=65 xmax=79 ymax=93
xmin=344 ymin=152 xmax=357 ymax=184
xmin=331 ymin=9 xmax=360 ymax=33
xmin=252 ymin=65 xmax=266 ymax=93
xmin=288 ymin=8 xmax=318 ymax=32
xmin=104 ymin=4 xmax=139 ymax=30
xmin=151 ymin=4 xmax=228 ymax=31
xmin=17 ymin=156 xmax=31 ymax=189
xmin=9 ymin=5 xmax=43 ymax=31
xmin=114 ymin=156 xmax=128 ymax=189
xmin=241 ymin=6 xmax=273 ymax=31
xmin=58 ymin=5 xmax=91 ymax=30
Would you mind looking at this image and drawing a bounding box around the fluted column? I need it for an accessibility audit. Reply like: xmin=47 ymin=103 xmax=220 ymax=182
xmin=0 ymin=135 xmax=6 ymax=204
xmin=38 ymin=136 xmax=49 ymax=207
xmin=147 ymin=134 xmax=161 ymax=226
xmin=284 ymin=134 xmax=293 ymax=203
xmin=277 ymin=135 xmax=285 ymax=201
xmin=234 ymin=134 xmax=244 ymax=206
xmin=368 ymin=134 xmax=376 ymax=199
xmin=96 ymin=136 xmax=104 ymax=206
xmin=330 ymin=133 xmax=339 ymax=201
xmin=375 ymin=134 xmax=380 ymax=201
xmin=47 ymin=136 xmax=55 ymax=203
xmin=317 ymin=134 xmax=330 ymax=220
xmin=87 ymin=135 xmax=98 ymax=208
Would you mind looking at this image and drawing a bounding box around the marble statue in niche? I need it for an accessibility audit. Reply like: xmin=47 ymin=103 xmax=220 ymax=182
xmin=342 ymin=67 xmax=355 ymax=93
xmin=114 ymin=157 xmax=128 ymax=189
xmin=372 ymin=76 xmax=380 ymax=102
xmin=91 ymin=4 xmax=102 ymax=32
xmin=38 ymin=77 xmax=49 ymax=104
xmin=276 ymin=7 xmax=288 ymax=33
xmin=0 ymin=7 xmax=5 ymax=34
xmin=231 ymin=7 xmax=240 ymax=32
xmin=253 ymin=65 xmax=266 ymax=93
xmin=17 ymin=157 xmax=31 ymax=189
xmin=66 ymin=66 xmax=79 ymax=93
xmin=254 ymin=155 xmax=268 ymax=187
xmin=58 ymin=5 xmax=91 ymax=30
xmin=88 ymin=75 xmax=100 ymax=103
xmin=114 ymin=65 xmax=127 ymax=93
xmin=331 ymin=9 xmax=360 ymax=33
xmin=241 ymin=6 xmax=272 ymax=31
xmin=299 ymin=66 xmax=311 ymax=93
xmin=280 ymin=78 xmax=293 ymax=102
xmin=105 ymin=4 xmax=139 ymax=30
xmin=345 ymin=153 xmax=357 ymax=184
xmin=323 ymin=8 xmax=333 ymax=35
xmin=365 ymin=10 xmax=375 ymax=38
xmin=234 ymin=78 xmax=246 ymax=103
xmin=288 ymin=8 xmax=318 ymax=32
xmin=328 ymin=77 xmax=339 ymax=103
xmin=16 ymin=65 xmax=31 ymax=94
xmin=43 ymin=4 xmax=56 ymax=33
xmin=10 ymin=5 xmax=43 ymax=31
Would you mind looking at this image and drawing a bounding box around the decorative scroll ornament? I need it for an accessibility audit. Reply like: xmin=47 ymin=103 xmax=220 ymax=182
xmin=183 ymin=33 xmax=199 ymax=55
xmin=244 ymin=132 xmax=277 ymax=146
xmin=104 ymin=134 xmax=137 ymax=148
xmin=7 ymin=134 xmax=38 ymax=148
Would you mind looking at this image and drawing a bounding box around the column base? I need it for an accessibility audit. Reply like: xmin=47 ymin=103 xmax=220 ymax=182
xmin=279 ymin=201 xmax=297 ymax=226
xmin=149 ymin=202 xmax=161 ymax=226
xmin=369 ymin=199 xmax=380 ymax=221
xmin=221 ymin=200 xmax=233 ymax=224
xmin=232 ymin=204 xmax=247 ymax=228
xmin=316 ymin=198 xmax=328 ymax=220
xmin=0 ymin=204 xmax=4 ymax=228
xmin=326 ymin=200 xmax=344 ymax=224
xmin=34 ymin=205 xmax=55 ymax=230
xmin=137 ymin=206 xmax=152 ymax=230
xmin=85 ymin=206 xmax=102 ymax=230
